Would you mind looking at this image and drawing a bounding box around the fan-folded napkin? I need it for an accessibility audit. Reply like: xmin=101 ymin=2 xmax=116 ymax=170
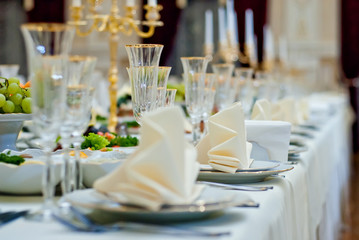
xmin=94 ymin=106 xmax=202 ymax=210
xmin=251 ymin=98 xmax=309 ymax=125
xmin=196 ymin=102 xmax=253 ymax=173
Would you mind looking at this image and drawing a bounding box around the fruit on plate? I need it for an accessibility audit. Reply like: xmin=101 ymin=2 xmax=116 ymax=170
xmin=0 ymin=77 xmax=31 ymax=114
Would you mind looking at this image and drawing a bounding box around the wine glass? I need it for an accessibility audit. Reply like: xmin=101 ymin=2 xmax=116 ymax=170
xmin=21 ymin=23 xmax=75 ymax=220
xmin=212 ymin=63 xmax=235 ymax=112
xmin=60 ymin=55 xmax=97 ymax=194
xmin=156 ymin=66 xmax=172 ymax=108
xmin=235 ymin=67 xmax=254 ymax=118
xmin=125 ymin=44 xmax=163 ymax=67
xmin=127 ymin=66 xmax=158 ymax=124
xmin=180 ymin=56 xmax=211 ymax=145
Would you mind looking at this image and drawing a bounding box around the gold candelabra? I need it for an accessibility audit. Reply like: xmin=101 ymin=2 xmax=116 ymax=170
xmin=68 ymin=0 xmax=163 ymax=132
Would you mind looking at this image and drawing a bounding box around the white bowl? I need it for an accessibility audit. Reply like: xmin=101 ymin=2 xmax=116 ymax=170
xmin=0 ymin=113 xmax=32 ymax=152
xmin=0 ymin=149 xmax=62 ymax=195
xmin=82 ymin=147 xmax=137 ymax=188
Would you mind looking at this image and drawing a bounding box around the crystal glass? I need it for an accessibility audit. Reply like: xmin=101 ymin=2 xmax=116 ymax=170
xmin=201 ymin=73 xmax=216 ymax=135
xmin=60 ymin=56 xmax=97 ymax=194
xmin=125 ymin=44 xmax=164 ymax=67
xmin=21 ymin=23 xmax=74 ymax=220
xmin=212 ymin=63 xmax=235 ymax=112
xmin=234 ymin=67 xmax=254 ymax=118
xmin=164 ymin=89 xmax=177 ymax=107
xmin=181 ymin=56 xmax=211 ymax=145
xmin=156 ymin=66 xmax=172 ymax=108
xmin=127 ymin=66 xmax=158 ymax=124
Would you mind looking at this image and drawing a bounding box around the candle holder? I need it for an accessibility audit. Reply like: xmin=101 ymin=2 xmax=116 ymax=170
xmin=68 ymin=0 xmax=163 ymax=132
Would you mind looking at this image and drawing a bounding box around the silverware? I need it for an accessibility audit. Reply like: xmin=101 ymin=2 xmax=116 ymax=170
xmin=198 ymin=181 xmax=273 ymax=191
xmin=0 ymin=210 xmax=29 ymax=227
xmin=52 ymin=206 xmax=231 ymax=237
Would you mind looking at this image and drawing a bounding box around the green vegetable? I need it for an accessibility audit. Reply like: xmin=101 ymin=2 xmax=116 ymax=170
xmin=109 ymin=135 xmax=139 ymax=147
xmin=124 ymin=121 xmax=140 ymax=128
xmin=81 ymin=133 xmax=110 ymax=150
xmin=0 ymin=151 xmax=25 ymax=165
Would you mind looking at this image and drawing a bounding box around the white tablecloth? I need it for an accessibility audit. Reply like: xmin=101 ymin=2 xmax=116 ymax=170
xmin=0 ymin=92 xmax=353 ymax=240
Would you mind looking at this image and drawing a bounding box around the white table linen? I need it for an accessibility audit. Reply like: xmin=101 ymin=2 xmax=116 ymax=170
xmin=0 ymin=92 xmax=352 ymax=240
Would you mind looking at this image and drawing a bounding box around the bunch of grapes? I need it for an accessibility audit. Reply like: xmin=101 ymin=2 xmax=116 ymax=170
xmin=0 ymin=77 xmax=31 ymax=114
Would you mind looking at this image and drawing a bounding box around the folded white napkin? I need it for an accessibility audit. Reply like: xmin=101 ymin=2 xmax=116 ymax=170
xmin=197 ymin=102 xmax=253 ymax=173
xmin=251 ymin=98 xmax=309 ymax=125
xmin=245 ymin=120 xmax=291 ymax=163
xmin=251 ymin=99 xmax=272 ymax=120
xmin=94 ymin=106 xmax=202 ymax=210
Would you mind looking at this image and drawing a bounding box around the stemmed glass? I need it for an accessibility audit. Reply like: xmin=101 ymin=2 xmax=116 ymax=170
xmin=234 ymin=68 xmax=254 ymax=118
xmin=60 ymin=55 xmax=97 ymax=194
xmin=125 ymin=44 xmax=163 ymax=124
xmin=212 ymin=63 xmax=235 ymax=112
xmin=21 ymin=23 xmax=75 ymax=220
xmin=181 ymin=56 xmax=211 ymax=145
xmin=126 ymin=66 xmax=158 ymax=124
xmin=156 ymin=66 xmax=172 ymax=108
xmin=201 ymin=73 xmax=216 ymax=135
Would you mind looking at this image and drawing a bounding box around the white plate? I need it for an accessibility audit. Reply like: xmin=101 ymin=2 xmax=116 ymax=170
xmin=288 ymin=145 xmax=308 ymax=155
xmin=82 ymin=147 xmax=137 ymax=188
xmin=198 ymin=164 xmax=294 ymax=184
xmin=200 ymin=160 xmax=280 ymax=172
xmin=63 ymin=186 xmax=253 ymax=223
xmin=0 ymin=149 xmax=62 ymax=194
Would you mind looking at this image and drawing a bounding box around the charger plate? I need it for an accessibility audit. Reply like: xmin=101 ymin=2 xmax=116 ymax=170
xmin=63 ymin=186 xmax=254 ymax=223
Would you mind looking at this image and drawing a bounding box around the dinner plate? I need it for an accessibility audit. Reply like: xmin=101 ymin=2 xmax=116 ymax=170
xmin=63 ymin=186 xmax=253 ymax=223
xmin=288 ymin=145 xmax=308 ymax=155
xmin=0 ymin=149 xmax=62 ymax=194
xmin=197 ymin=164 xmax=294 ymax=184
xmin=200 ymin=160 xmax=280 ymax=172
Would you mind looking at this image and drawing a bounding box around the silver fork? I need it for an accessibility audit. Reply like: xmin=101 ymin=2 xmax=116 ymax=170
xmin=52 ymin=206 xmax=231 ymax=237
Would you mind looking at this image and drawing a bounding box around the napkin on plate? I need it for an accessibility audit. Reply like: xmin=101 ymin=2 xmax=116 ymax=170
xmin=197 ymin=102 xmax=253 ymax=173
xmin=251 ymin=99 xmax=272 ymax=120
xmin=94 ymin=106 xmax=202 ymax=210
xmin=245 ymin=120 xmax=291 ymax=163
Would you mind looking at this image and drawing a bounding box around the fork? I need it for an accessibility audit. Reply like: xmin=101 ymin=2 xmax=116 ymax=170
xmin=52 ymin=206 xmax=231 ymax=237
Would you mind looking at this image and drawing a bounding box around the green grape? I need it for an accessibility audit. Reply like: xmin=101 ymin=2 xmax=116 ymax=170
xmin=0 ymin=85 xmax=6 ymax=95
xmin=21 ymin=97 xmax=32 ymax=113
xmin=8 ymin=83 xmax=20 ymax=95
xmin=23 ymin=88 xmax=31 ymax=97
xmin=3 ymin=100 xmax=15 ymax=113
xmin=8 ymin=77 xmax=20 ymax=85
xmin=0 ymin=94 xmax=5 ymax=107
xmin=9 ymin=93 xmax=23 ymax=105
xmin=14 ymin=105 xmax=22 ymax=113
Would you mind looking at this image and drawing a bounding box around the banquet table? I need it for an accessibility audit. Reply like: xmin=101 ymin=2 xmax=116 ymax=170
xmin=0 ymin=92 xmax=353 ymax=240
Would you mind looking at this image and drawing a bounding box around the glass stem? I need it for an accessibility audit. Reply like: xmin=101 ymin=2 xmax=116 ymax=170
xmin=73 ymin=140 xmax=83 ymax=190
xmin=61 ymin=139 xmax=72 ymax=195
xmin=192 ymin=119 xmax=201 ymax=146
xmin=42 ymin=147 xmax=55 ymax=218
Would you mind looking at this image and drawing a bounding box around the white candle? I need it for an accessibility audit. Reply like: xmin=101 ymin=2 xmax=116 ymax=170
xmin=218 ymin=7 xmax=226 ymax=44
xmin=245 ymin=9 xmax=254 ymax=46
xmin=205 ymin=10 xmax=213 ymax=45
xmin=148 ymin=0 xmax=157 ymax=6
xmin=126 ymin=0 xmax=135 ymax=7
xmin=233 ymin=12 xmax=238 ymax=44
xmin=72 ymin=0 xmax=81 ymax=7
xmin=226 ymin=0 xmax=234 ymax=33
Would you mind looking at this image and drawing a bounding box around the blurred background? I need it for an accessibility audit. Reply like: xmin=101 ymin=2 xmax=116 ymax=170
xmin=0 ymin=0 xmax=358 ymax=149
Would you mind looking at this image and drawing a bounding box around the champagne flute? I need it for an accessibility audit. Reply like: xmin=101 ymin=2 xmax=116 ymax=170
xmin=60 ymin=55 xmax=97 ymax=194
xmin=21 ymin=23 xmax=75 ymax=220
xmin=181 ymin=56 xmax=211 ymax=145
